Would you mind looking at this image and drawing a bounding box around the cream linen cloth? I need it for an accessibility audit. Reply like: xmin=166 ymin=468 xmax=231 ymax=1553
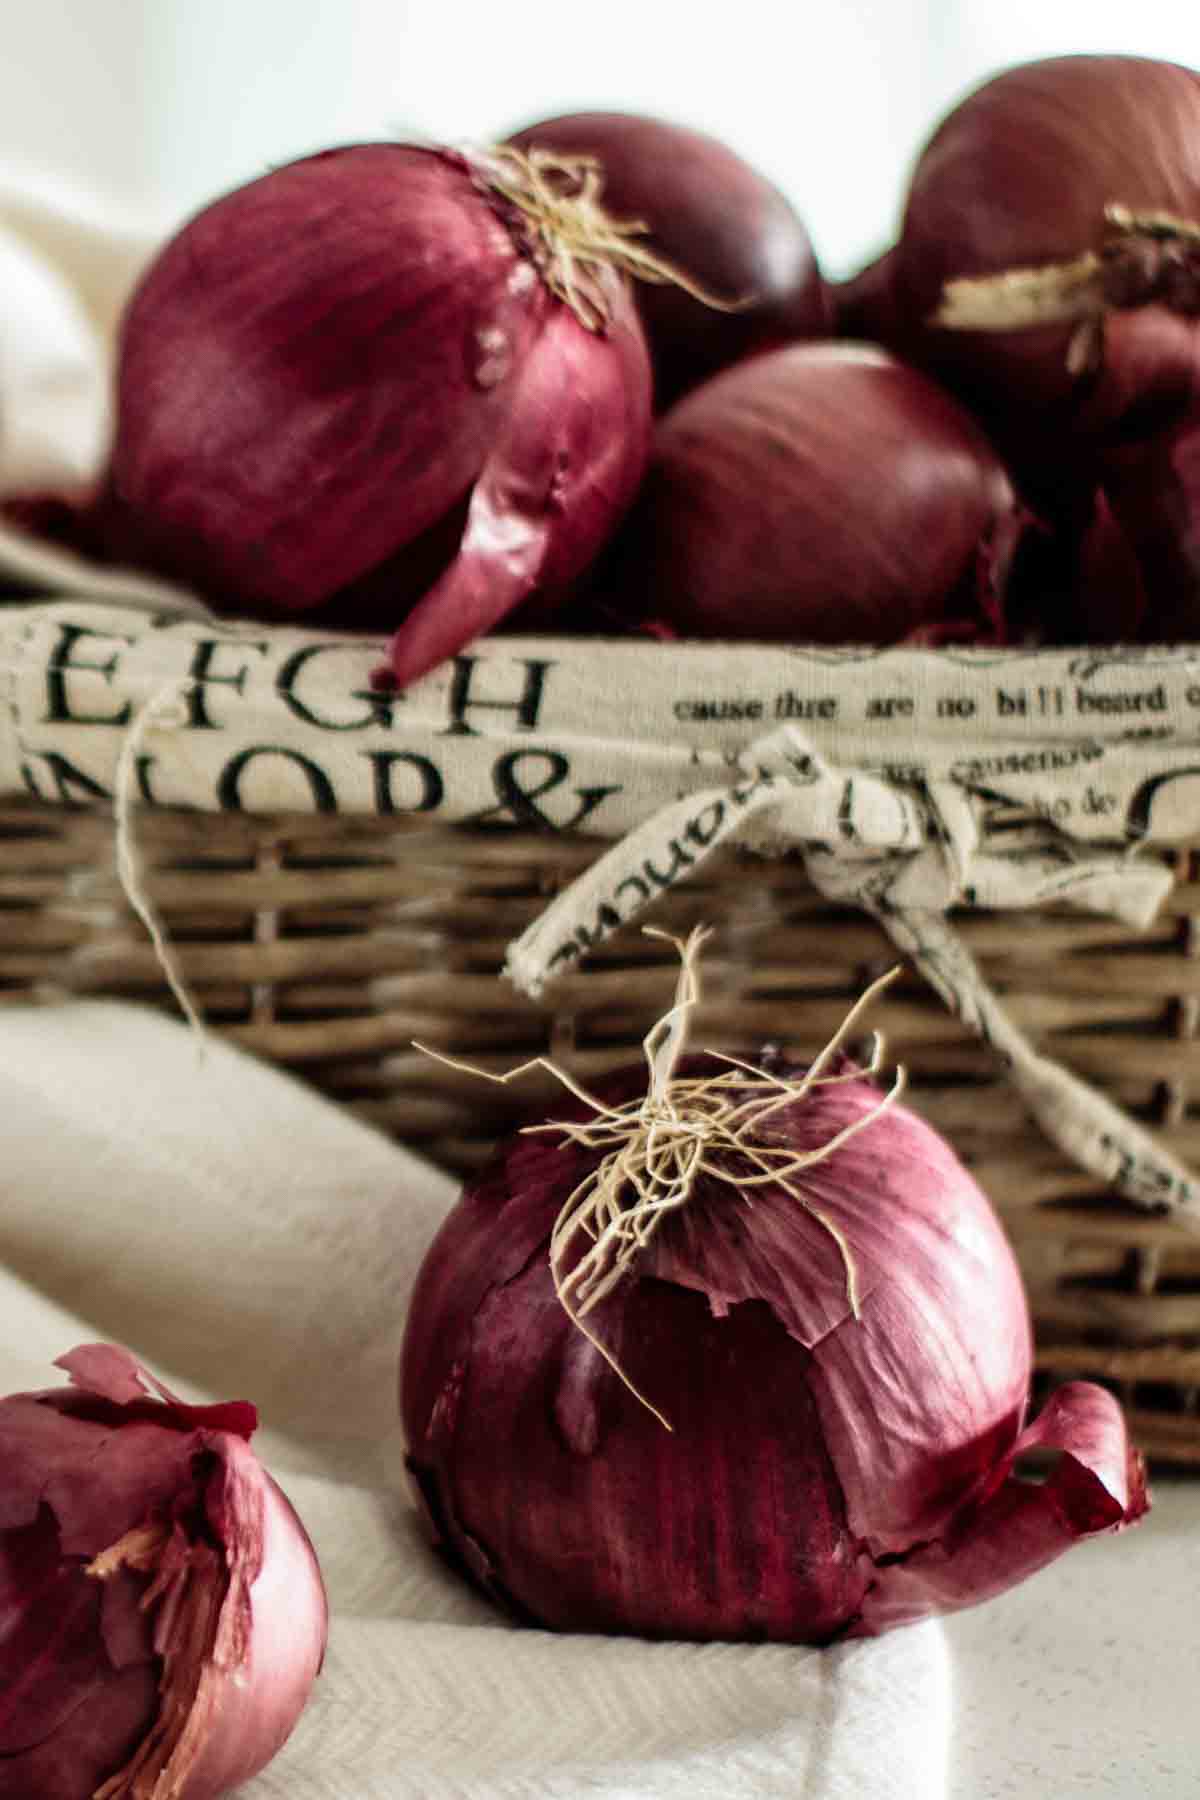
xmin=0 ymin=1000 xmax=950 ymax=1798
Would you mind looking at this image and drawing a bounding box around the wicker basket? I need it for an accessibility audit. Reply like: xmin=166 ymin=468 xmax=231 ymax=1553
xmin=3 ymin=785 xmax=1199 ymax=1466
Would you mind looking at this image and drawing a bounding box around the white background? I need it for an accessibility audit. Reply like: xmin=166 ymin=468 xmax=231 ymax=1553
xmin=2 ymin=1 xmax=1200 ymax=278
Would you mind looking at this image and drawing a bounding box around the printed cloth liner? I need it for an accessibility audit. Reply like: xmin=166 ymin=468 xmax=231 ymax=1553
xmin=2 ymin=170 xmax=1200 ymax=1229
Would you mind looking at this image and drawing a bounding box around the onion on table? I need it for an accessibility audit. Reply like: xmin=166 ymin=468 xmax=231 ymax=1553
xmin=0 ymin=1345 xmax=327 ymax=1799
xmin=505 ymin=109 xmax=832 ymax=408
xmin=95 ymin=141 xmax=655 ymax=689
xmin=591 ymin=340 xmax=1030 ymax=645
xmin=400 ymin=945 xmax=1147 ymax=1644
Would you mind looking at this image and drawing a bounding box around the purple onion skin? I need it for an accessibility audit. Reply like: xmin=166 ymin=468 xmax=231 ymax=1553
xmin=832 ymin=245 xmax=910 ymax=351
xmin=0 ymin=1346 xmax=327 ymax=1799
xmin=888 ymin=55 xmax=1200 ymax=509
xmin=1086 ymin=308 xmax=1200 ymax=640
xmin=506 ymin=111 xmax=832 ymax=410
xmin=1098 ymin=419 xmax=1200 ymax=640
xmin=831 ymin=263 xmax=1191 ymax=643
xmin=596 ymin=342 xmax=1023 ymax=646
xmin=99 ymin=143 xmax=652 ymax=685
xmin=400 ymin=1058 xmax=1146 ymax=1644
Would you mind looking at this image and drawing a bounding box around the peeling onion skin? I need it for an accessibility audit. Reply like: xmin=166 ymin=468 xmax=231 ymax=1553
xmin=400 ymin=1057 xmax=1147 ymax=1644
xmin=595 ymin=342 xmax=1024 ymax=646
xmin=505 ymin=110 xmax=833 ymax=409
xmin=98 ymin=143 xmax=653 ymax=686
xmin=0 ymin=1345 xmax=327 ymax=1799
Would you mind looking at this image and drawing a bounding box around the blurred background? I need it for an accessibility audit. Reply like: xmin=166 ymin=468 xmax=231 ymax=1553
xmin=1 ymin=0 xmax=1199 ymax=279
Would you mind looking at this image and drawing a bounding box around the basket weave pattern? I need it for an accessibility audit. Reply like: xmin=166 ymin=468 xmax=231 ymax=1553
xmin=3 ymin=796 xmax=1198 ymax=1465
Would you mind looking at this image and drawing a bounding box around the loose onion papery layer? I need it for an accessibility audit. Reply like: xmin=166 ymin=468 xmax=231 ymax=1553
xmin=401 ymin=952 xmax=1147 ymax=1644
xmin=0 ymin=1506 xmax=159 ymax=1797
xmin=89 ymin=1440 xmax=314 ymax=1800
xmin=89 ymin=1504 xmax=229 ymax=1800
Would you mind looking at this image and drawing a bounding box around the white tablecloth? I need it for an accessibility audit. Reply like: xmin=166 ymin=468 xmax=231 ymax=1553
xmin=944 ymin=1475 xmax=1200 ymax=1797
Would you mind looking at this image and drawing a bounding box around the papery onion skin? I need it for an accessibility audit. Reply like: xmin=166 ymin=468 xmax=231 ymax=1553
xmin=98 ymin=143 xmax=653 ymax=685
xmin=889 ymin=54 xmax=1200 ymax=506
xmin=505 ymin=110 xmax=832 ymax=409
xmin=400 ymin=1057 xmax=1146 ymax=1644
xmin=0 ymin=1345 xmax=327 ymax=1799
xmin=595 ymin=341 xmax=1023 ymax=645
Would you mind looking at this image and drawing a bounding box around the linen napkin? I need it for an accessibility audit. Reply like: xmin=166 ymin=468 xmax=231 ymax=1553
xmin=0 ymin=1000 xmax=950 ymax=1798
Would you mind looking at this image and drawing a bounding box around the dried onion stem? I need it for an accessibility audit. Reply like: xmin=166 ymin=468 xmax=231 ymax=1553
xmin=416 ymin=928 xmax=904 ymax=1426
xmin=474 ymin=145 xmax=749 ymax=332
xmin=933 ymin=201 xmax=1200 ymax=375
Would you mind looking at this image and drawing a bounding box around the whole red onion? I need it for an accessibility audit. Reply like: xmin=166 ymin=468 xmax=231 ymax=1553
xmin=400 ymin=1049 xmax=1146 ymax=1643
xmin=98 ymin=142 xmax=653 ymax=687
xmin=0 ymin=1344 xmax=327 ymax=1798
xmin=595 ymin=341 xmax=1025 ymax=645
xmin=505 ymin=110 xmax=831 ymax=408
xmin=883 ymin=55 xmax=1200 ymax=511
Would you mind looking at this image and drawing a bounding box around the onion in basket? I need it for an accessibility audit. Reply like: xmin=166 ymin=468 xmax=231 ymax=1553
xmin=400 ymin=941 xmax=1147 ymax=1644
xmin=97 ymin=142 xmax=654 ymax=688
xmin=592 ymin=341 xmax=1028 ymax=645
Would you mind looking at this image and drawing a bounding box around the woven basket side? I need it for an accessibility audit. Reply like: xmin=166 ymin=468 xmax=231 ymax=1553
xmin=3 ymin=797 xmax=1198 ymax=1464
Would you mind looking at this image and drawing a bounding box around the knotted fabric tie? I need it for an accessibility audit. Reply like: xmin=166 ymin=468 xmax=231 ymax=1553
xmin=505 ymin=725 xmax=1195 ymax=1221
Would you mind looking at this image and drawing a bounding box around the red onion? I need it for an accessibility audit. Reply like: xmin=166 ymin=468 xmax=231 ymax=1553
xmin=505 ymin=110 xmax=831 ymax=409
xmin=594 ymin=341 xmax=1026 ymax=645
xmin=0 ymin=1344 xmax=327 ymax=1798
xmin=1067 ymin=486 xmax=1151 ymax=641
xmin=884 ymin=55 xmax=1200 ymax=514
xmin=97 ymin=142 xmax=653 ymax=687
xmin=400 ymin=964 xmax=1146 ymax=1643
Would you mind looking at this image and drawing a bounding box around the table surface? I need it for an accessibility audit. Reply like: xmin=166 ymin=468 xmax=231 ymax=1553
xmin=943 ymin=1475 xmax=1200 ymax=1797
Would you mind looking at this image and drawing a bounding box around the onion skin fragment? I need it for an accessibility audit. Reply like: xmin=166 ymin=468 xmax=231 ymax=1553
xmin=382 ymin=282 xmax=651 ymax=689
xmin=854 ymin=1382 xmax=1148 ymax=1636
xmin=0 ymin=1345 xmax=327 ymax=1800
xmin=399 ymin=1056 xmax=1147 ymax=1644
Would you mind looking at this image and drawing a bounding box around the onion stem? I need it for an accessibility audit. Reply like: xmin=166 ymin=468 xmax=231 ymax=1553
xmin=474 ymin=145 xmax=750 ymax=333
xmin=933 ymin=200 xmax=1200 ymax=373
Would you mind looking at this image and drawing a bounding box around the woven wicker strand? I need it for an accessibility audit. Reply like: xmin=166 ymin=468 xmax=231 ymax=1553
xmin=3 ymin=796 xmax=1198 ymax=1465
